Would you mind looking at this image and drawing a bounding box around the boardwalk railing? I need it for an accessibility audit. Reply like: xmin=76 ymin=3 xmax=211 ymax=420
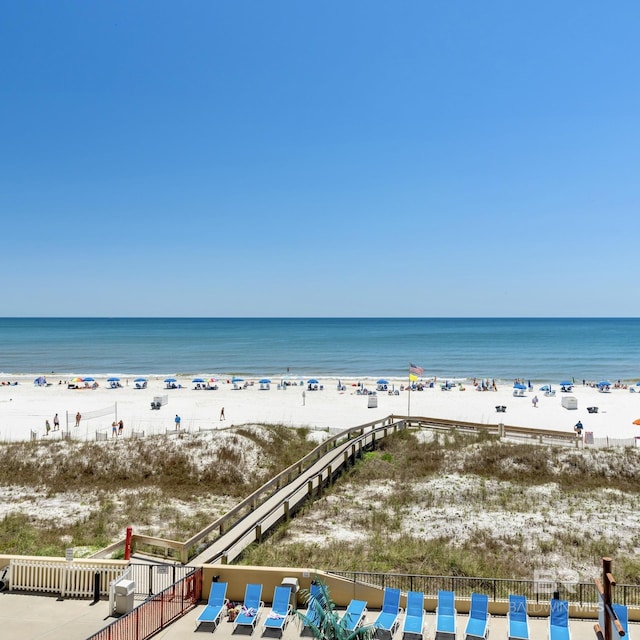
xmin=91 ymin=413 xmax=609 ymax=564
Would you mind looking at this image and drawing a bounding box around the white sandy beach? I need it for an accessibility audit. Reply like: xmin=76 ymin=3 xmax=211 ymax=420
xmin=1 ymin=375 xmax=639 ymax=443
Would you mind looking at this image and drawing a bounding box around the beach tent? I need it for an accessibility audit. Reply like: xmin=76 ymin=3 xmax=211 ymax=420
xmin=34 ymin=376 xmax=47 ymax=386
xmin=539 ymin=385 xmax=551 ymax=391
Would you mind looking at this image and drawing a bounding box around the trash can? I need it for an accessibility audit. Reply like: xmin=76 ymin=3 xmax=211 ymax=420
xmin=280 ymin=577 xmax=299 ymax=610
xmin=367 ymin=395 xmax=378 ymax=408
xmin=114 ymin=579 xmax=136 ymax=615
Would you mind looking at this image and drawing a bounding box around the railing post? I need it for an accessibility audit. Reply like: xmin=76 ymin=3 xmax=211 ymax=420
xmin=256 ymin=524 xmax=262 ymax=543
xmin=308 ymin=480 xmax=313 ymax=496
xmin=284 ymin=500 xmax=290 ymax=521
xmin=327 ymin=465 xmax=333 ymax=486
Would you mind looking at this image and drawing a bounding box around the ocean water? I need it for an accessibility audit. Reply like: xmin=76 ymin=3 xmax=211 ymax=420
xmin=0 ymin=318 xmax=638 ymax=382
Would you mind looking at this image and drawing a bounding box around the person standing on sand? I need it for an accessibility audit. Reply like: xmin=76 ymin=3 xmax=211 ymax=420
xmin=53 ymin=413 xmax=60 ymax=430
xmin=75 ymin=411 xmax=81 ymax=427
xmin=532 ymin=395 xmax=539 ymax=408
xmin=112 ymin=421 xmax=118 ymax=437
xmin=118 ymin=419 xmax=124 ymax=436
xmin=175 ymin=414 xmax=181 ymax=429
xmin=45 ymin=420 xmax=51 ymax=436
xmin=220 ymin=407 xmax=225 ymax=421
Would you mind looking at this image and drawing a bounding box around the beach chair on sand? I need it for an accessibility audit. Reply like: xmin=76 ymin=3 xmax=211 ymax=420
xmin=402 ymin=591 xmax=426 ymax=640
xmin=464 ymin=593 xmax=490 ymax=640
xmin=299 ymin=582 xmax=324 ymax=635
xmin=374 ymin=587 xmax=403 ymax=638
xmin=342 ymin=599 xmax=368 ymax=632
xmin=435 ymin=590 xmax=456 ymax=640
xmin=549 ymin=598 xmax=571 ymax=640
xmin=234 ymin=583 xmax=264 ymax=633
xmin=508 ymin=595 xmax=530 ymax=640
xmin=195 ymin=581 xmax=228 ymax=631
xmin=263 ymin=586 xmax=292 ymax=636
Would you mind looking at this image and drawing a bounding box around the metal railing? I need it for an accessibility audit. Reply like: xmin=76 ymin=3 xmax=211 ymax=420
xmin=87 ymin=567 xmax=202 ymax=640
xmin=329 ymin=570 xmax=640 ymax=607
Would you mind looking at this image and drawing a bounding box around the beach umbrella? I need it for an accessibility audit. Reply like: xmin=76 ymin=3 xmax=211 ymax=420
xmin=192 ymin=377 xmax=205 ymax=383
xmin=513 ymin=383 xmax=527 ymax=390
xmin=259 ymin=378 xmax=271 ymax=384
xmin=636 ymin=382 xmax=640 ymax=386
xmin=134 ymin=377 xmax=147 ymax=382
xmin=208 ymin=377 xmax=217 ymax=383
xmin=107 ymin=377 xmax=120 ymax=382
xmin=307 ymin=379 xmax=319 ymax=384
xmin=377 ymin=379 xmax=389 ymax=385
xmin=164 ymin=377 xmax=177 ymax=383
xmin=598 ymin=381 xmax=612 ymax=387
xmin=560 ymin=381 xmax=572 ymax=386
xmin=231 ymin=376 xmax=244 ymax=383
xmin=83 ymin=377 xmax=95 ymax=382
xmin=634 ymin=419 xmax=640 ymax=426
xmin=71 ymin=376 xmax=83 ymax=383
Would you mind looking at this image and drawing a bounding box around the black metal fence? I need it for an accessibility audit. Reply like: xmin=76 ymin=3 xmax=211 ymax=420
xmin=87 ymin=567 xmax=202 ymax=640
xmin=329 ymin=571 xmax=640 ymax=607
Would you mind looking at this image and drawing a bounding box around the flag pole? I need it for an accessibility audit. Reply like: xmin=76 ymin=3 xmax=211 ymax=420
xmin=407 ymin=365 xmax=411 ymax=417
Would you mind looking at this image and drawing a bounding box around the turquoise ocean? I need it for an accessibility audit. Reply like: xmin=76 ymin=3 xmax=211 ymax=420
xmin=0 ymin=318 xmax=638 ymax=382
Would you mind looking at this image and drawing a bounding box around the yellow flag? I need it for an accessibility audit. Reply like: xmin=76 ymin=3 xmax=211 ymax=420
xmin=409 ymin=373 xmax=418 ymax=381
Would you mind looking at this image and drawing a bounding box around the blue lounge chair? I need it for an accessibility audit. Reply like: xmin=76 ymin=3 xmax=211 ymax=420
xmin=549 ymin=599 xmax=571 ymax=640
xmin=402 ymin=591 xmax=426 ymax=640
xmin=435 ymin=590 xmax=456 ymax=640
xmin=196 ymin=581 xmax=229 ymax=631
xmin=299 ymin=582 xmax=324 ymax=635
xmin=374 ymin=587 xmax=403 ymax=638
xmin=342 ymin=599 xmax=368 ymax=632
xmin=507 ymin=595 xmax=530 ymax=640
xmin=465 ymin=593 xmax=490 ymax=640
xmin=263 ymin=586 xmax=292 ymax=636
xmin=234 ymin=583 xmax=264 ymax=633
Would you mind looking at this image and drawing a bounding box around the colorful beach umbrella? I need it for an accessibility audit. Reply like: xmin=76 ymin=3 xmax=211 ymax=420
xmin=633 ymin=419 xmax=640 ymax=426
xmin=208 ymin=377 xmax=217 ymax=383
xmin=71 ymin=376 xmax=83 ymax=382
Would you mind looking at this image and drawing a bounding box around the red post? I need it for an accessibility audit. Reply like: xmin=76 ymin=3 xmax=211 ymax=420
xmin=124 ymin=526 xmax=133 ymax=561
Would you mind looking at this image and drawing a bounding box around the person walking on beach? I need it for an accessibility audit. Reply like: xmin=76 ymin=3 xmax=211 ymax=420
xmin=45 ymin=419 xmax=51 ymax=436
xmin=532 ymin=395 xmax=539 ymax=408
xmin=175 ymin=414 xmax=181 ymax=429
xmin=219 ymin=407 xmax=225 ymax=421
xmin=53 ymin=413 xmax=60 ymax=431
xmin=75 ymin=411 xmax=81 ymax=427
xmin=574 ymin=420 xmax=584 ymax=437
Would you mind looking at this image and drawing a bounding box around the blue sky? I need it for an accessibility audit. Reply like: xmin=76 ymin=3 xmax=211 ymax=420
xmin=1 ymin=1 xmax=639 ymax=317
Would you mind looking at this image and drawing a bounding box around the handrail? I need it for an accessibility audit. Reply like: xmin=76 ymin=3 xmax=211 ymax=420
xmin=97 ymin=413 xmax=582 ymax=563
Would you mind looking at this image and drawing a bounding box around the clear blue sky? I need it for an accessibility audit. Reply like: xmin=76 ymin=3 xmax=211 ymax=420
xmin=1 ymin=1 xmax=639 ymax=317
